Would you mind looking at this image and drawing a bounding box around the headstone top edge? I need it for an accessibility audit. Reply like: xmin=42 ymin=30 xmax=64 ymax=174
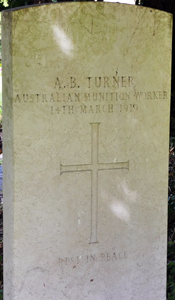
xmin=1 ymin=1 xmax=173 ymax=17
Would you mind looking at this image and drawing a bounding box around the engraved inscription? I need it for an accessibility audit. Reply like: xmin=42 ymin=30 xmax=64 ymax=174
xmin=58 ymin=251 xmax=127 ymax=267
xmin=54 ymin=74 xmax=134 ymax=89
xmin=14 ymin=90 xmax=168 ymax=104
xmin=54 ymin=76 xmax=79 ymax=89
xmin=60 ymin=123 xmax=129 ymax=244
xmin=51 ymin=103 xmax=138 ymax=115
xmin=13 ymin=72 xmax=169 ymax=116
xmin=86 ymin=75 xmax=133 ymax=88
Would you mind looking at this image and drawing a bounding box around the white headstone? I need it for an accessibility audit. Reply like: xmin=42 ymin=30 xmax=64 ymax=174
xmin=2 ymin=3 xmax=172 ymax=300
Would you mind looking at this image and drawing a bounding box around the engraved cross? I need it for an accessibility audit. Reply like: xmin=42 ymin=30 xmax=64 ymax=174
xmin=60 ymin=123 xmax=129 ymax=244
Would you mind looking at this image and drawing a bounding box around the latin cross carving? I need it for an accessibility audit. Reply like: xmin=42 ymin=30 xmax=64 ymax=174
xmin=60 ymin=123 xmax=129 ymax=244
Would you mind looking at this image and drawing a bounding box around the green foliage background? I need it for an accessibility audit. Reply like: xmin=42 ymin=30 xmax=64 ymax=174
xmin=0 ymin=0 xmax=103 ymax=10
xmin=168 ymin=145 xmax=175 ymax=300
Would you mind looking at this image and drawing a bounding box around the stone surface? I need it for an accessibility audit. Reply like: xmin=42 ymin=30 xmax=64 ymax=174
xmin=2 ymin=3 xmax=172 ymax=300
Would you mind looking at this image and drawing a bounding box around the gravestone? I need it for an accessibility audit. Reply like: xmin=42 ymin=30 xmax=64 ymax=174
xmin=2 ymin=3 xmax=172 ymax=300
